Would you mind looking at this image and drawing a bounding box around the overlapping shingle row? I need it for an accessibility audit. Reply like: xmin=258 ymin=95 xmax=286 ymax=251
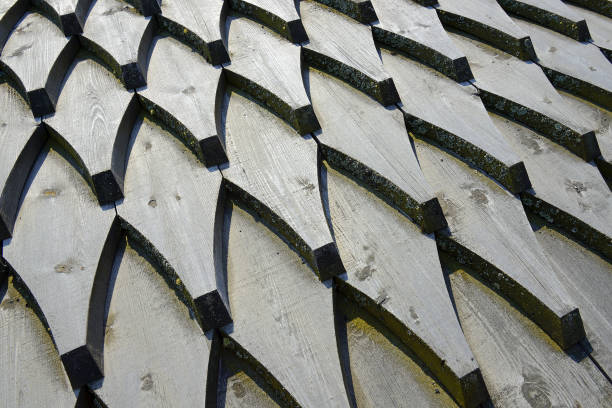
xmin=1 ymin=0 xmax=611 ymax=407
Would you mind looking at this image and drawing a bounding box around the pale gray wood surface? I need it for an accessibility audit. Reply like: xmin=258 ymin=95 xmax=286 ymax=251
xmin=513 ymin=17 xmax=612 ymax=110
xmin=565 ymin=2 xmax=612 ymax=59
xmin=93 ymin=240 xmax=216 ymax=408
xmin=381 ymin=48 xmax=531 ymax=194
xmin=3 ymin=143 xmax=117 ymax=388
xmin=449 ymin=268 xmax=612 ymax=408
xmin=217 ymin=349 xmax=281 ymax=408
xmin=558 ymin=90 xmax=612 ymax=184
xmin=117 ymin=116 xmax=231 ymax=331
xmin=533 ymin=223 xmax=612 ymax=376
xmin=435 ymin=0 xmax=536 ymax=60
xmin=222 ymin=90 xmax=342 ymax=280
xmin=325 ymin=166 xmax=486 ymax=407
xmin=138 ymin=35 xmax=227 ymax=167
xmin=223 ymin=202 xmax=350 ymax=407
xmin=300 ymin=0 xmax=400 ymax=105
xmin=498 ymin=0 xmax=590 ymax=41
xmin=39 ymin=0 xmax=93 ymax=35
xmin=491 ymin=112 xmax=612 ymax=259
xmin=0 ymin=0 xmax=29 ymax=50
xmin=0 ymin=12 xmax=78 ymax=117
xmin=229 ymin=0 xmax=307 ymax=43
xmin=308 ymin=68 xmax=446 ymax=233
xmin=370 ymin=0 xmax=473 ymax=82
xmin=415 ymin=139 xmax=585 ymax=350
xmin=0 ymin=81 xmax=45 ymax=240
xmin=44 ymin=57 xmax=138 ymax=205
xmin=0 ymin=278 xmax=76 ymax=408
xmin=81 ymin=0 xmax=155 ymax=88
xmin=340 ymin=311 xmax=460 ymax=408
xmin=157 ymin=0 xmax=229 ymax=65
xmin=225 ymin=16 xmax=318 ymax=135
xmin=451 ymin=33 xmax=600 ymax=162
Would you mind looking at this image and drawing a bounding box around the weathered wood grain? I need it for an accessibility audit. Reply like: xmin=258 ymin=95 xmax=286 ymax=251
xmin=44 ymin=57 xmax=139 ymax=205
xmin=138 ymin=35 xmax=227 ymax=167
xmin=336 ymin=299 xmax=461 ymax=408
xmin=513 ymin=17 xmax=612 ymax=110
xmin=566 ymin=0 xmax=612 ymax=18
xmin=490 ymin=112 xmax=612 ymax=260
xmin=117 ymin=116 xmax=231 ymax=331
xmin=557 ymin=90 xmax=612 ymax=186
xmin=300 ymin=0 xmax=400 ymax=106
xmin=451 ymin=33 xmax=601 ymax=162
xmin=435 ymin=0 xmax=536 ymax=60
xmin=448 ymin=266 xmax=612 ymax=408
xmin=217 ymin=348 xmax=282 ymax=408
xmin=229 ymin=0 xmax=307 ymax=43
xmin=381 ymin=48 xmax=531 ymax=194
xmin=325 ymin=165 xmax=486 ymax=407
xmin=311 ymin=0 xmax=377 ymax=23
xmin=532 ymin=221 xmax=612 ymax=376
xmin=0 ymin=0 xmax=29 ymax=50
xmin=308 ymin=68 xmax=446 ymax=233
xmin=3 ymin=143 xmax=120 ymax=388
xmin=93 ymin=240 xmax=219 ymax=408
xmin=565 ymin=1 xmax=612 ymax=61
xmin=222 ymin=90 xmax=343 ymax=281
xmin=157 ymin=0 xmax=229 ymax=65
xmin=225 ymin=16 xmax=319 ymax=135
xmin=370 ymin=0 xmax=473 ymax=82
xmin=0 ymin=277 xmax=76 ymax=408
xmin=498 ymin=0 xmax=591 ymax=41
xmin=80 ymin=0 xmax=155 ymax=89
xmin=35 ymin=0 xmax=93 ymax=35
xmin=223 ymin=201 xmax=351 ymax=407
xmin=415 ymin=139 xmax=586 ymax=350
xmin=0 ymin=81 xmax=46 ymax=240
xmin=0 ymin=12 xmax=79 ymax=117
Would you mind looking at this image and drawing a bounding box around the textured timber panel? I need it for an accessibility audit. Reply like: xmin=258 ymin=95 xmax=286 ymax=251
xmin=497 ymin=0 xmax=591 ymax=41
xmin=81 ymin=0 xmax=154 ymax=88
xmin=449 ymin=267 xmax=612 ymax=408
xmin=416 ymin=140 xmax=585 ymax=350
xmin=93 ymin=240 xmax=217 ymax=408
xmin=225 ymin=16 xmax=318 ymax=135
xmin=533 ymin=222 xmax=612 ymax=375
xmin=0 ymin=0 xmax=611 ymax=406
xmin=44 ymin=56 xmax=138 ymax=204
xmin=451 ymin=32 xmax=600 ymax=162
xmin=300 ymin=0 xmax=400 ymax=105
xmin=308 ymin=68 xmax=446 ymax=233
xmin=371 ymin=0 xmax=472 ymax=82
xmin=157 ymin=0 xmax=229 ymax=65
xmin=325 ymin=165 xmax=486 ymax=407
xmin=381 ymin=47 xmax=531 ymax=194
xmin=435 ymin=0 xmax=536 ymax=60
xmin=3 ymin=144 xmax=118 ymax=388
xmin=0 ymin=278 xmax=76 ymax=408
xmin=513 ymin=17 xmax=612 ymax=110
xmin=223 ymin=202 xmax=350 ymax=407
xmin=118 ymin=116 xmax=231 ymax=331
xmin=565 ymin=2 xmax=612 ymax=59
xmin=0 ymin=12 xmax=78 ymax=116
xmin=222 ymin=90 xmax=343 ymax=280
xmin=0 ymin=81 xmax=45 ymax=240
xmin=491 ymin=113 xmax=612 ymax=260
xmin=138 ymin=35 xmax=227 ymax=167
